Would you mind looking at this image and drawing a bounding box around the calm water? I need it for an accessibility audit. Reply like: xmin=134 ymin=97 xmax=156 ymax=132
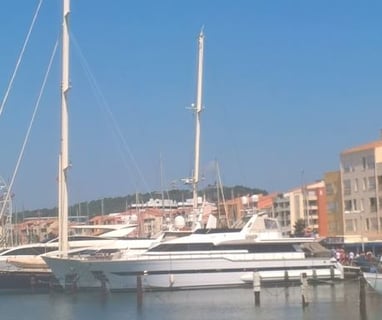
xmin=1 ymin=280 xmax=381 ymax=320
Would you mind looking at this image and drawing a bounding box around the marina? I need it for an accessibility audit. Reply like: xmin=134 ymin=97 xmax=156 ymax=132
xmin=0 ymin=23 xmax=369 ymax=287
xmin=39 ymin=0 xmax=343 ymax=294
xmin=1 ymin=3 xmax=382 ymax=320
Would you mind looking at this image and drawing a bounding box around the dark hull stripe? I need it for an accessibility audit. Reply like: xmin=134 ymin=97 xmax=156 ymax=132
xmin=104 ymin=265 xmax=336 ymax=276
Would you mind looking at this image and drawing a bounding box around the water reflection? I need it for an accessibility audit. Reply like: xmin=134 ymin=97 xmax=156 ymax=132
xmin=0 ymin=281 xmax=382 ymax=320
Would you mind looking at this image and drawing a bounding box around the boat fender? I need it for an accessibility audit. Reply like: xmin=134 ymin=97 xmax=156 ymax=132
xmin=169 ymin=274 xmax=175 ymax=287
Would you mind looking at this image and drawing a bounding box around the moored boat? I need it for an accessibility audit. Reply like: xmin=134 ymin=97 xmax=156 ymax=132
xmin=362 ymin=255 xmax=382 ymax=294
xmin=363 ymin=271 xmax=382 ymax=294
xmin=0 ymin=231 xmax=160 ymax=291
xmin=43 ymin=211 xmax=344 ymax=291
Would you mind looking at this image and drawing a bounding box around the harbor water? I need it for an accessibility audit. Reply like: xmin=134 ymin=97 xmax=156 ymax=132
xmin=1 ymin=280 xmax=381 ymax=320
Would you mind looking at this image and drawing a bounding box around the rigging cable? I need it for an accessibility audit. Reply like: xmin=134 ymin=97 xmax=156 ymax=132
xmin=0 ymin=0 xmax=44 ymax=118
xmin=71 ymin=33 xmax=153 ymax=196
xmin=0 ymin=39 xmax=58 ymax=220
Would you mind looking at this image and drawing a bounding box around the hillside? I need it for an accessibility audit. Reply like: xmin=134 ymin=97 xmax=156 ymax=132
xmin=16 ymin=185 xmax=267 ymax=222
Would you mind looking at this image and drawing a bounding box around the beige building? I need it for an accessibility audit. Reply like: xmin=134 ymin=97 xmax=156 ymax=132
xmin=340 ymin=139 xmax=382 ymax=240
xmin=286 ymin=181 xmax=324 ymax=234
xmin=324 ymin=171 xmax=344 ymax=237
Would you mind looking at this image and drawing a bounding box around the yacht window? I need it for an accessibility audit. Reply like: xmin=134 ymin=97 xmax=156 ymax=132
xmin=149 ymin=243 xmax=215 ymax=252
xmin=264 ymin=219 xmax=278 ymax=229
xmin=47 ymin=235 xmax=108 ymax=243
xmin=2 ymin=246 xmax=58 ymax=255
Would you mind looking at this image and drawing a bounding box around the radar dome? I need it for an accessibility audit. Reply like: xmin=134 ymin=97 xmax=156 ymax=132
xmin=174 ymin=215 xmax=186 ymax=229
xmin=251 ymin=195 xmax=259 ymax=202
xmin=241 ymin=196 xmax=249 ymax=205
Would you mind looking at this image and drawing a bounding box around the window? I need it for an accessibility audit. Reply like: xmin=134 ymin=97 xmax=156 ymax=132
xmin=326 ymin=183 xmax=335 ymax=195
xmin=353 ymin=199 xmax=358 ymax=211
xmin=344 ymin=200 xmax=353 ymax=212
xmin=368 ymin=177 xmax=376 ymax=190
xmin=343 ymin=161 xmax=352 ymax=173
xmin=367 ymin=155 xmax=375 ymax=169
xmin=343 ymin=180 xmax=351 ymax=195
xmin=345 ymin=219 xmax=355 ymax=232
xmin=264 ymin=218 xmax=279 ymax=230
xmin=370 ymin=197 xmax=377 ymax=212
xmin=370 ymin=218 xmax=378 ymax=231
xmin=362 ymin=157 xmax=367 ymax=170
xmin=3 ymin=246 xmax=58 ymax=255
xmin=354 ymin=179 xmax=359 ymax=192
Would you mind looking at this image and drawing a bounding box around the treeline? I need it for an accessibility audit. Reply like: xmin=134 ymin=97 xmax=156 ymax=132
xmin=16 ymin=185 xmax=267 ymax=222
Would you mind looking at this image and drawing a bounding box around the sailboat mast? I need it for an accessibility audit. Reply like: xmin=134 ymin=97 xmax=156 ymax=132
xmin=58 ymin=0 xmax=70 ymax=255
xmin=192 ymin=30 xmax=204 ymax=211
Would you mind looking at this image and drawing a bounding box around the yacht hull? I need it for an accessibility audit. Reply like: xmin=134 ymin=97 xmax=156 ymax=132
xmin=43 ymin=253 xmax=344 ymax=291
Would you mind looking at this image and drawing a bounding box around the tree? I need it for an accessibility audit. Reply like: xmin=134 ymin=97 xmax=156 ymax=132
xmin=293 ymin=219 xmax=306 ymax=237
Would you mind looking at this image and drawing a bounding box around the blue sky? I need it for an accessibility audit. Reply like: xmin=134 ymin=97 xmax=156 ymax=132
xmin=1 ymin=0 xmax=382 ymax=210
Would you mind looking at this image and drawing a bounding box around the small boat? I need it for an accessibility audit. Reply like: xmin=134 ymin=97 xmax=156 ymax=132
xmin=6 ymin=256 xmax=49 ymax=270
xmin=0 ymin=225 xmax=149 ymax=267
xmin=362 ymin=256 xmax=382 ymax=294
xmin=0 ymin=229 xmax=160 ymax=291
xmin=363 ymin=271 xmax=382 ymax=294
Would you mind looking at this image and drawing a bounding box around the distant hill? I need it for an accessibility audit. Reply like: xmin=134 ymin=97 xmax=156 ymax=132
xmin=16 ymin=185 xmax=267 ymax=222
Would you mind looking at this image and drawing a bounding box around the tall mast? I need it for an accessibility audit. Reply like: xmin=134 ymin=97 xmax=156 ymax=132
xmin=192 ymin=29 xmax=204 ymax=212
xmin=58 ymin=0 xmax=70 ymax=256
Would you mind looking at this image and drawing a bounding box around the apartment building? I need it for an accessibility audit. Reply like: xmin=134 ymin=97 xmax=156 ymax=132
xmin=271 ymin=193 xmax=291 ymax=235
xmin=340 ymin=140 xmax=382 ymax=241
xmin=323 ymin=171 xmax=344 ymax=237
xmin=258 ymin=181 xmax=324 ymax=237
xmin=285 ymin=181 xmax=324 ymax=235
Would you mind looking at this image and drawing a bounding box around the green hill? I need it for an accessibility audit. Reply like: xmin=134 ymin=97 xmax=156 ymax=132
xmin=16 ymin=185 xmax=267 ymax=222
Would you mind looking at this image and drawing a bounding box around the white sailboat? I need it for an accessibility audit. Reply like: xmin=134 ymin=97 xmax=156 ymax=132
xmin=42 ymin=29 xmax=208 ymax=289
xmin=58 ymin=0 xmax=70 ymax=258
xmin=43 ymin=29 xmax=346 ymax=292
xmin=0 ymin=0 xmax=71 ymax=291
xmin=192 ymin=29 xmax=204 ymax=222
xmin=182 ymin=30 xmax=206 ymax=229
xmin=0 ymin=0 xmax=159 ymax=290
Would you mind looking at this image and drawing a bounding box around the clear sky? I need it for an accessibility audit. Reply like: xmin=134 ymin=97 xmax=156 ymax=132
xmin=1 ymin=0 xmax=382 ymax=210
